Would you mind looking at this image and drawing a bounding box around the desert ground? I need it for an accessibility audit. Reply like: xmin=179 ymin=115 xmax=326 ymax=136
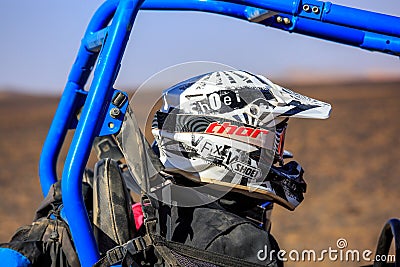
xmin=0 ymin=79 xmax=399 ymax=266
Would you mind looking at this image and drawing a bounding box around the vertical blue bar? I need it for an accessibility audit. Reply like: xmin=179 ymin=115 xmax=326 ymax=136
xmin=39 ymin=44 xmax=97 ymax=197
xmin=38 ymin=0 xmax=118 ymax=197
xmin=61 ymin=0 xmax=144 ymax=266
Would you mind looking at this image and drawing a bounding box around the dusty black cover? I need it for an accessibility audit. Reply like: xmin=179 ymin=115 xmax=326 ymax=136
xmin=92 ymin=158 xmax=135 ymax=255
xmin=157 ymin=202 xmax=282 ymax=267
xmin=0 ymin=182 xmax=79 ymax=267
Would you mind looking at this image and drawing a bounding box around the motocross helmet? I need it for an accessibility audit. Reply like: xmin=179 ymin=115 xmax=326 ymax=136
xmin=151 ymin=70 xmax=331 ymax=210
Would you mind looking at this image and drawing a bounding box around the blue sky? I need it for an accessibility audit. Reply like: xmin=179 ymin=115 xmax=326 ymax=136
xmin=0 ymin=0 xmax=399 ymax=94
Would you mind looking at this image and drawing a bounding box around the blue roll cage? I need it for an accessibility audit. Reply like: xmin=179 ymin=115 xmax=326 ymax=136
xmin=37 ymin=1 xmax=400 ymax=266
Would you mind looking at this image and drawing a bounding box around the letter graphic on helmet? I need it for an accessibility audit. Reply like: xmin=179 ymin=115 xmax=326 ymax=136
xmin=152 ymin=70 xmax=331 ymax=210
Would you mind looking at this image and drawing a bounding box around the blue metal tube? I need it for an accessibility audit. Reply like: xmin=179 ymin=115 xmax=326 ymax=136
xmin=68 ymin=0 xmax=120 ymax=91
xmin=61 ymin=0 xmax=144 ymax=266
xmin=217 ymin=0 xmax=400 ymax=39
xmin=361 ymin=32 xmax=400 ymax=55
xmin=293 ymin=17 xmax=365 ymax=46
xmin=38 ymin=1 xmax=119 ymax=196
xmin=141 ymin=0 xmax=400 ymax=56
xmin=323 ymin=3 xmax=400 ymax=38
xmin=39 ymin=82 xmax=82 ymax=196
xmin=217 ymin=0 xmax=300 ymax=15
xmin=260 ymin=15 xmax=400 ymax=55
xmin=141 ymin=0 xmax=260 ymax=20
xmin=142 ymin=0 xmax=362 ymax=48
xmin=84 ymin=0 xmax=118 ymax=35
xmin=39 ymin=29 xmax=98 ymax=197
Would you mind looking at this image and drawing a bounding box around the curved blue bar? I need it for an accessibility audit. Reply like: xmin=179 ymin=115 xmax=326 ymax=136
xmin=39 ymin=83 xmax=84 ymax=196
xmin=61 ymin=0 xmax=144 ymax=266
xmin=38 ymin=1 xmax=118 ymax=197
xmin=141 ymin=0 xmax=257 ymax=20
xmin=218 ymin=0 xmax=300 ymax=15
xmin=85 ymin=0 xmax=118 ymax=36
xmin=141 ymin=0 xmax=400 ymax=56
xmin=39 ymin=41 xmax=97 ymax=196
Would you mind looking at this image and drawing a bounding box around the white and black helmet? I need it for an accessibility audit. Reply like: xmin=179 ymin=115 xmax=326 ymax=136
xmin=151 ymin=70 xmax=331 ymax=210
